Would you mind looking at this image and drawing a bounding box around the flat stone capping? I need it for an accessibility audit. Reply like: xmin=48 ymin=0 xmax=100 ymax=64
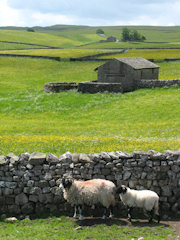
xmin=78 ymin=81 xmax=122 ymax=93
xmin=44 ymin=82 xmax=78 ymax=93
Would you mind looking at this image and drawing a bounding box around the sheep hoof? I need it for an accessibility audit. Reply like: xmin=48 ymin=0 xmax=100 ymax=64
xmin=127 ymin=218 xmax=132 ymax=222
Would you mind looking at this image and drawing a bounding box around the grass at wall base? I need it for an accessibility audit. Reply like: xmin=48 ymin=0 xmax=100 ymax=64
xmin=0 ymin=212 xmax=179 ymax=240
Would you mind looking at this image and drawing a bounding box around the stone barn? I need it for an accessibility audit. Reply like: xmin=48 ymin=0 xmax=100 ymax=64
xmin=107 ymin=36 xmax=116 ymax=42
xmin=94 ymin=57 xmax=160 ymax=92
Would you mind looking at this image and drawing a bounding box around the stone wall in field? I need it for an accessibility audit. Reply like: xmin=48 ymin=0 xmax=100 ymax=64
xmin=0 ymin=150 xmax=179 ymax=216
xmin=137 ymin=79 xmax=180 ymax=89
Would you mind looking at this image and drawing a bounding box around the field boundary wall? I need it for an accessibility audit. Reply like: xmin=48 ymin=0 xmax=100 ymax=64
xmin=0 ymin=150 xmax=179 ymax=216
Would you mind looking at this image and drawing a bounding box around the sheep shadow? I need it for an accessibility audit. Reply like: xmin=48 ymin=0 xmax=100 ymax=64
xmin=76 ymin=217 xmax=171 ymax=229
xmin=76 ymin=217 xmax=128 ymax=227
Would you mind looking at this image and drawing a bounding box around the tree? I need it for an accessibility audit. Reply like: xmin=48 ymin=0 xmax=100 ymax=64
xmin=122 ymin=27 xmax=145 ymax=41
xmin=96 ymin=29 xmax=104 ymax=34
xmin=27 ymin=28 xmax=35 ymax=32
xmin=121 ymin=27 xmax=130 ymax=41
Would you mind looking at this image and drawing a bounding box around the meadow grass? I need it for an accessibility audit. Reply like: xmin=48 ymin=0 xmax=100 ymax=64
xmin=0 ymin=48 xmax=121 ymax=59
xmin=79 ymin=41 xmax=180 ymax=49
xmin=96 ymin=49 xmax=180 ymax=61
xmin=0 ymin=215 xmax=178 ymax=240
xmin=0 ymin=30 xmax=82 ymax=47
xmin=0 ymin=87 xmax=179 ymax=155
xmin=0 ymin=42 xmax=49 ymax=50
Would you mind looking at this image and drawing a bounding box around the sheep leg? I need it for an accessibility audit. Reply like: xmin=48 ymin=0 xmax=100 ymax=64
xmin=78 ymin=205 xmax=83 ymax=221
xmin=109 ymin=206 xmax=114 ymax=218
xmin=156 ymin=214 xmax=160 ymax=223
xmin=102 ymin=208 xmax=107 ymax=219
xmin=127 ymin=207 xmax=133 ymax=222
xmin=148 ymin=210 xmax=153 ymax=223
xmin=73 ymin=205 xmax=78 ymax=218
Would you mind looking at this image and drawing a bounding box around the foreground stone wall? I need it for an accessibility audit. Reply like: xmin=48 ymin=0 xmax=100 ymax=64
xmin=0 ymin=150 xmax=179 ymax=216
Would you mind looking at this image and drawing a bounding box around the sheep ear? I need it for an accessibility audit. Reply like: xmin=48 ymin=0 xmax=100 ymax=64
xmin=122 ymin=186 xmax=127 ymax=194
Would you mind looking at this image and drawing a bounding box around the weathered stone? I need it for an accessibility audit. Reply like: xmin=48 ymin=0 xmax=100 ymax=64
xmin=2 ymin=188 xmax=13 ymax=195
xmin=138 ymin=160 xmax=146 ymax=167
xmin=123 ymin=171 xmax=131 ymax=180
xmin=116 ymin=151 xmax=133 ymax=159
xmin=0 ymin=181 xmax=5 ymax=187
xmin=19 ymin=153 xmax=30 ymax=164
xmin=29 ymin=152 xmax=46 ymax=165
xmin=44 ymin=172 xmax=52 ymax=181
xmin=106 ymin=162 xmax=114 ymax=168
xmin=99 ymin=152 xmax=111 ymax=162
xmin=89 ymin=153 xmax=100 ymax=162
xmin=27 ymin=180 xmax=34 ymax=187
xmin=0 ymin=156 xmax=7 ymax=166
xmin=21 ymin=202 xmax=34 ymax=214
xmin=6 ymin=216 xmax=18 ymax=221
xmin=161 ymin=186 xmax=172 ymax=197
xmin=108 ymin=151 xmax=119 ymax=160
xmin=39 ymin=193 xmax=53 ymax=204
xmin=60 ymin=151 xmax=72 ymax=163
xmin=5 ymin=182 xmax=17 ymax=189
xmin=15 ymin=193 xmax=28 ymax=206
xmin=165 ymin=150 xmax=180 ymax=160
xmin=26 ymin=163 xmax=34 ymax=170
xmin=149 ymin=150 xmax=166 ymax=160
xmin=42 ymin=187 xmax=51 ymax=193
xmin=171 ymin=165 xmax=180 ymax=173
xmin=6 ymin=153 xmax=19 ymax=164
xmin=71 ymin=153 xmax=80 ymax=163
xmin=46 ymin=153 xmax=59 ymax=164
xmin=0 ymin=196 xmax=5 ymax=205
xmin=29 ymin=195 xmax=38 ymax=202
xmin=133 ymin=151 xmax=150 ymax=160
xmin=51 ymin=186 xmax=62 ymax=196
xmin=8 ymin=205 xmax=21 ymax=214
xmin=79 ymin=153 xmax=92 ymax=163
xmin=101 ymin=169 xmax=111 ymax=176
xmin=171 ymin=203 xmax=179 ymax=212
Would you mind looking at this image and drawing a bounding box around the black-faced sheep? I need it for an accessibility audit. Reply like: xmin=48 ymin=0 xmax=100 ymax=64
xmin=59 ymin=177 xmax=116 ymax=220
xmin=116 ymin=185 xmax=160 ymax=223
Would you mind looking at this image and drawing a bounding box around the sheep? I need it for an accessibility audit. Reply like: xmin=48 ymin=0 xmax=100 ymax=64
xmin=59 ymin=177 xmax=116 ymax=220
xmin=116 ymin=185 xmax=160 ymax=223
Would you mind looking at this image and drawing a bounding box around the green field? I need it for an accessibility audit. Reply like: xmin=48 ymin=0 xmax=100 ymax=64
xmin=0 ymin=25 xmax=180 ymax=155
xmin=0 ymin=214 xmax=178 ymax=240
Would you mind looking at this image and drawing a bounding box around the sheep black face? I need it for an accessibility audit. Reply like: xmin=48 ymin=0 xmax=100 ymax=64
xmin=116 ymin=185 xmax=127 ymax=194
xmin=60 ymin=177 xmax=73 ymax=190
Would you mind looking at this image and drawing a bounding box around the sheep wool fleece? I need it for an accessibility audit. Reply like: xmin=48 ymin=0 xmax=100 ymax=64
xmin=63 ymin=179 xmax=116 ymax=208
xmin=120 ymin=188 xmax=159 ymax=214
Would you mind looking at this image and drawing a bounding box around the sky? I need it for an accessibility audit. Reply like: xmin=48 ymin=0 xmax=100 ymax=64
xmin=0 ymin=0 xmax=180 ymax=27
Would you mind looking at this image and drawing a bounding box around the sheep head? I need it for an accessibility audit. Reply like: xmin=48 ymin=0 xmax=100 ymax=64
xmin=116 ymin=185 xmax=127 ymax=194
xmin=60 ymin=177 xmax=74 ymax=190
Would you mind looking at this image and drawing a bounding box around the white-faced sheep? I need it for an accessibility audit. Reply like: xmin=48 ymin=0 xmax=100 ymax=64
xmin=116 ymin=185 xmax=160 ymax=223
xmin=59 ymin=177 xmax=116 ymax=220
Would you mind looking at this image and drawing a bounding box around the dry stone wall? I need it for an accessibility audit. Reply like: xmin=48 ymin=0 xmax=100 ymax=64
xmin=0 ymin=150 xmax=179 ymax=216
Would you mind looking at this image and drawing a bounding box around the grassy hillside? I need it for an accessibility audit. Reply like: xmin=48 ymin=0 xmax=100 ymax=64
xmin=1 ymin=25 xmax=180 ymax=48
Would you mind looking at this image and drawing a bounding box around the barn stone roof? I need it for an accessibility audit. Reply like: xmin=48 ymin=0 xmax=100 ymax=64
xmin=95 ymin=57 xmax=160 ymax=71
xmin=115 ymin=57 xmax=160 ymax=69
